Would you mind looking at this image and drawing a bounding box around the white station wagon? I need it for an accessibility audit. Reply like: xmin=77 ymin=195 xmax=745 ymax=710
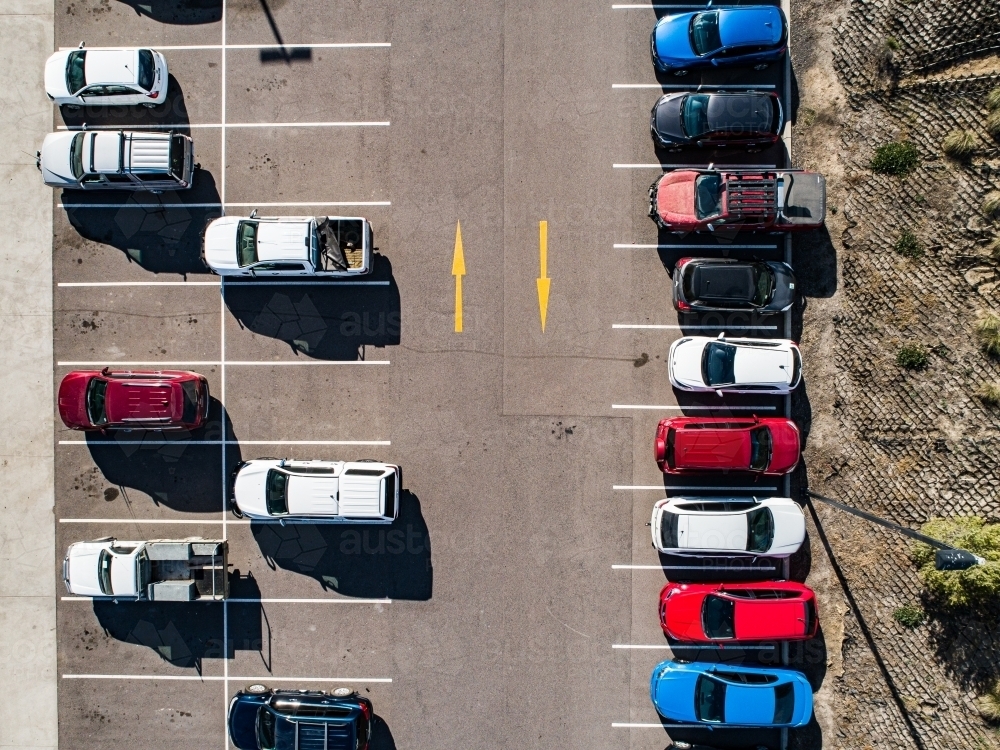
xmin=669 ymin=334 xmax=802 ymax=395
xmin=45 ymin=46 xmax=168 ymax=107
xmin=651 ymin=497 xmax=806 ymax=557
xmin=231 ymin=459 xmax=400 ymax=523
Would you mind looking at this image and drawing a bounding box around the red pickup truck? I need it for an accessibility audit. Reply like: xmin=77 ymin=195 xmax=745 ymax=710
xmin=649 ymin=168 xmax=826 ymax=233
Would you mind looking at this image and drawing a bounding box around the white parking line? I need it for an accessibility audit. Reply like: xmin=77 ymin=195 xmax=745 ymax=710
xmin=223 ymin=280 xmax=391 ymax=286
xmin=612 ymin=404 xmax=777 ymax=411
xmin=613 ymin=83 xmax=775 ymax=89
xmin=611 ymin=722 xmax=669 ymax=728
xmin=57 ymin=121 xmax=389 ymax=130
xmin=61 ymin=596 xmax=391 ymax=604
xmin=612 ymin=485 xmax=779 ymax=491
xmin=613 ymin=243 xmax=777 ymax=250
xmin=614 ymin=163 xmax=777 ymax=169
xmin=58 ymin=440 xmax=390 ymax=445
xmin=612 ymin=4 xmax=708 ymax=8
xmin=613 ymin=564 xmax=777 ymax=570
xmin=58 ymin=201 xmax=391 ymax=209
xmin=613 ymin=324 xmax=778 ymax=330
xmin=57 ymin=360 xmax=390 ymax=367
xmin=612 ymin=644 xmax=672 ymax=650
xmin=62 ymin=674 xmax=393 ymax=682
xmin=59 ymin=43 xmax=391 ymax=51
xmin=58 ymin=281 xmax=220 ymax=287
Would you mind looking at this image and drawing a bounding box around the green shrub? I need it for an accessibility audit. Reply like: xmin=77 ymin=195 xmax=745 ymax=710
xmin=987 ymin=87 xmax=1000 ymax=112
xmin=884 ymin=36 xmax=901 ymax=52
xmin=897 ymin=343 xmax=928 ymax=369
xmin=985 ymin=192 xmax=1000 ymax=218
xmin=979 ymin=382 xmax=1000 ymax=407
xmin=987 ymin=111 xmax=1000 ymax=138
xmin=975 ymin=313 xmax=1000 ymax=358
xmin=912 ymin=517 xmax=1000 ymax=608
xmin=893 ymin=230 xmax=923 ymax=258
xmin=942 ymin=130 xmax=976 ymax=159
xmin=870 ymin=141 xmax=919 ymax=176
xmin=892 ymin=604 xmax=924 ymax=628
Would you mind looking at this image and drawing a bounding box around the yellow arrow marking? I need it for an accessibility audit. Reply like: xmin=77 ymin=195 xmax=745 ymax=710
xmin=452 ymin=221 xmax=465 ymax=333
xmin=536 ymin=220 xmax=550 ymax=332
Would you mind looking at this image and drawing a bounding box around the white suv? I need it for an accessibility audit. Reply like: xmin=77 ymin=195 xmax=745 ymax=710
xmin=669 ymin=334 xmax=802 ymax=395
xmin=651 ymin=497 xmax=806 ymax=557
xmin=45 ymin=46 xmax=168 ymax=107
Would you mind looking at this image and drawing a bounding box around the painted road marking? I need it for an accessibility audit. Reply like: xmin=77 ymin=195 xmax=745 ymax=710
xmin=614 ymin=163 xmax=777 ymax=169
xmin=612 ymin=404 xmax=777 ymax=411
xmin=62 ymin=674 xmax=393 ymax=682
xmin=613 ymin=83 xmax=775 ymax=89
xmin=57 ymin=360 xmax=390 ymax=367
xmin=614 ymin=243 xmax=777 ymax=250
xmin=62 ymin=596 xmax=391 ymax=604
xmin=537 ymin=221 xmax=551 ymax=332
xmin=453 ymin=222 xmax=465 ymax=333
xmin=60 ymin=43 xmax=391 ymax=51
xmin=613 ymin=564 xmax=777 ymax=570
xmin=222 ymin=280 xmax=391 ymax=286
xmin=57 ymin=121 xmax=389 ymax=130
xmin=612 ymin=485 xmax=779 ymax=491
xmin=58 ymin=280 xmax=387 ymax=288
xmin=612 ymin=644 xmax=673 ymax=650
xmin=58 ymin=281 xmax=220 ymax=287
xmin=58 ymin=201 xmax=391 ymax=209
xmin=613 ymin=324 xmax=778 ymax=330
xmin=58 ymin=440 xmax=390 ymax=446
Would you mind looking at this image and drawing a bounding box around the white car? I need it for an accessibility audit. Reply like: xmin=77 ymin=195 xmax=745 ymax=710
xmin=203 ymin=214 xmax=373 ymax=277
xmin=44 ymin=45 xmax=168 ymax=107
xmin=669 ymin=334 xmax=802 ymax=395
xmin=651 ymin=497 xmax=806 ymax=556
xmin=231 ymin=459 xmax=399 ymax=523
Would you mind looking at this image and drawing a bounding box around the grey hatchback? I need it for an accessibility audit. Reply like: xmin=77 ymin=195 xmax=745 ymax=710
xmin=651 ymin=90 xmax=782 ymax=150
xmin=673 ymin=257 xmax=796 ymax=313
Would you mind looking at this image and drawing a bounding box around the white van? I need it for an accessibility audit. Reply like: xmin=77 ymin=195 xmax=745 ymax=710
xmin=37 ymin=129 xmax=195 ymax=191
xmin=231 ymin=459 xmax=400 ymax=523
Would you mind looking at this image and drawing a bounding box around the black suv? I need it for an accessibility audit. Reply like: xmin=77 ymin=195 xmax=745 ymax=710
xmin=673 ymin=258 xmax=796 ymax=313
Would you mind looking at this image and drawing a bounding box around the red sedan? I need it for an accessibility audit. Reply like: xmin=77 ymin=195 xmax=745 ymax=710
xmin=655 ymin=416 xmax=800 ymax=476
xmin=660 ymin=581 xmax=818 ymax=643
xmin=58 ymin=368 xmax=210 ymax=431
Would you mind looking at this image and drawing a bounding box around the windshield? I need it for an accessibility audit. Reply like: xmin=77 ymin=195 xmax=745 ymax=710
xmin=137 ymin=49 xmax=155 ymax=91
xmin=695 ymin=675 xmax=726 ymax=722
xmin=703 ymin=595 xmax=735 ymax=638
xmin=85 ymin=377 xmax=109 ymax=426
xmin=681 ymin=95 xmax=711 ymax=137
xmin=689 ymin=12 xmax=722 ymax=56
xmin=136 ymin=550 xmax=150 ymax=591
xmin=752 ymin=265 xmax=775 ymax=306
xmin=237 ymin=221 xmax=259 ymax=267
xmin=257 ymin=707 xmax=276 ymax=750
xmin=69 ymin=132 xmax=85 ymax=180
xmin=265 ymin=470 xmax=289 ymax=516
xmin=169 ymin=134 xmax=187 ymax=181
xmin=749 ymin=427 xmax=772 ymax=471
xmin=747 ymin=507 xmax=775 ymax=552
xmin=694 ymin=174 xmax=723 ymax=220
xmin=701 ymin=341 xmax=736 ymax=386
xmin=97 ymin=549 xmax=113 ymax=595
xmin=774 ymin=682 xmax=795 ymax=724
xmin=66 ymin=50 xmax=87 ymax=94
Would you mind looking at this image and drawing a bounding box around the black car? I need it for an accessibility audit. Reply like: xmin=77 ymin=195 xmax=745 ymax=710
xmin=651 ymin=91 xmax=782 ymax=150
xmin=673 ymin=258 xmax=796 ymax=313
xmin=228 ymin=685 xmax=372 ymax=750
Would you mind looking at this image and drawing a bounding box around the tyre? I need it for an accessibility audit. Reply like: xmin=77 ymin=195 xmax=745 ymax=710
xmin=672 ymin=742 xmax=693 ymax=750
xmin=245 ymin=684 xmax=269 ymax=694
xmin=142 ymin=103 xmax=157 ymax=109
xmin=673 ymin=69 xmax=689 ymax=77
xmin=753 ymin=63 xmax=769 ymax=71
xmin=331 ymin=687 xmax=355 ymax=697
xmin=356 ymin=458 xmax=378 ymax=463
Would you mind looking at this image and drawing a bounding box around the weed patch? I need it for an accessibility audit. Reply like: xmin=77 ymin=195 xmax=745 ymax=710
xmin=870 ymin=141 xmax=919 ymax=176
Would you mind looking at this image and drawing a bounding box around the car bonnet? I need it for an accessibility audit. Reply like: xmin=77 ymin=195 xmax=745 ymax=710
xmin=233 ymin=461 xmax=274 ymax=517
xmin=767 ymin=501 xmax=806 ymax=554
xmin=651 ymin=663 xmax=699 ymax=722
xmin=44 ymin=50 xmax=72 ymax=97
xmin=656 ymin=171 xmax=699 ymax=221
xmin=670 ymin=338 xmax=707 ymax=387
xmin=204 ymin=217 xmax=241 ymax=271
xmin=67 ymin=544 xmax=105 ymax=596
xmin=653 ymin=13 xmax=699 ymax=62
xmin=39 ymin=132 xmax=79 ymax=186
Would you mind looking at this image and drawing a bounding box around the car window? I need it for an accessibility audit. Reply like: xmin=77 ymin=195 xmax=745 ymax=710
xmin=66 ymin=50 xmax=87 ymax=94
xmin=257 ymin=707 xmax=276 ymax=750
xmin=69 ymin=133 xmax=85 ymax=180
xmin=665 ymin=426 xmax=676 ymax=470
xmin=695 ymin=675 xmax=726 ymax=722
xmin=265 ymin=470 xmax=289 ymax=516
xmin=105 ymin=174 xmax=133 ymax=183
xmin=694 ymin=174 xmax=723 ymax=219
xmin=701 ymin=341 xmax=736 ymax=386
xmin=97 ymin=549 xmax=113 ymax=595
xmin=85 ymin=377 xmax=109 ymax=426
xmin=689 ymin=11 xmax=722 ymax=56
xmin=752 ymin=265 xmax=775 ymax=306
xmin=169 ymin=135 xmax=187 ymax=181
xmin=81 ymin=85 xmax=106 ymax=97
xmin=719 ymin=671 xmax=778 ymax=685
xmin=135 ymin=173 xmax=167 ymax=182
xmin=103 ymin=85 xmax=135 ymax=96
xmin=748 ymin=427 xmax=772 ymax=471
xmin=181 ymin=380 xmax=200 ymax=423
xmin=660 ymin=510 xmax=679 ymax=548
xmin=774 ymin=682 xmax=795 ymax=724
xmin=681 ymin=95 xmax=710 ymax=138
xmin=746 ymin=507 xmax=774 ymax=552
xmin=137 ymin=49 xmax=155 ymax=91
xmin=237 ymin=221 xmax=259 ymax=267
xmin=254 ymin=262 xmax=306 ymax=272
xmin=382 ymin=473 xmax=396 ymax=518
xmin=702 ymin=595 xmax=735 ymax=638
xmin=81 ymin=174 xmax=103 ymax=185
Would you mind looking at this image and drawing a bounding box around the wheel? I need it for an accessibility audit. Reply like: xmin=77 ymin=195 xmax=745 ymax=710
xmin=753 ymin=63 xmax=769 ymax=71
xmin=673 ymin=69 xmax=689 ymax=77
xmin=245 ymin=684 xmax=269 ymax=694
xmin=230 ymin=500 xmax=244 ymax=519
xmin=64 ymin=105 xmax=80 ymax=111
xmin=356 ymin=458 xmax=378 ymax=463
xmin=331 ymin=687 xmax=355 ymax=697
xmin=142 ymin=103 xmax=157 ymax=109
xmin=672 ymin=742 xmax=693 ymax=750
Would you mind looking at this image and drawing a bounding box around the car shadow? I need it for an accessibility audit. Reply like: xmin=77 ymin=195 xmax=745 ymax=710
xmin=92 ymin=571 xmax=261 ymax=674
xmin=59 ymin=73 xmax=193 ymax=131
xmin=115 ymin=0 xmax=222 ymax=24
xmin=369 ymin=716 xmax=397 ymax=750
xmin=791 ymin=225 xmax=838 ymax=299
xmin=249 ymin=490 xmax=431 ymax=600
xmin=657 ymin=550 xmax=787 ymax=583
xmin=85 ymin=397 xmax=242 ymax=513
xmin=786 ymin=623 xmax=828 ymax=691
xmin=223 ymin=254 xmax=401 ymax=361
xmin=61 ymin=170 xmax=221 ymax=275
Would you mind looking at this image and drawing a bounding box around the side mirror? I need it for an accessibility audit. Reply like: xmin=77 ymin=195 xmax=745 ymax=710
xmin=706 ymin=222 xmax=716 ymax=232
xmin=715 ymin=389 xmax=724 ymax=397
xmin=101 ymin=366 xmax=110 ymax=376
xmin=250 ymin=209 xmax=258 ymax=219
xmin=78 ymin=41 xmax=85 ymax=49
xmin=717 ymin=332 xmax=725 ymax=340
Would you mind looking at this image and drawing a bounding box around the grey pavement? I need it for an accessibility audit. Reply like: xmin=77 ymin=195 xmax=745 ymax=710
xmin=0 ymin=1 xmax=57 ymax=749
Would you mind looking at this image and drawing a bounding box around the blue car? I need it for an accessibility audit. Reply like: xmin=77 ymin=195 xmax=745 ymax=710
xmin=650 ymin=660 xmax=812 ymax=728
xmin=228 ymin=685 xmax=372 ymax=750
xmin=651 ymin=5 xmax=787 ymax=74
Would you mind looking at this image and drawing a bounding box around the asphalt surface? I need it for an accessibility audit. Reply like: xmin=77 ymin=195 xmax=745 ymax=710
xmin=52 ymin=1 xmax=819 ymax=749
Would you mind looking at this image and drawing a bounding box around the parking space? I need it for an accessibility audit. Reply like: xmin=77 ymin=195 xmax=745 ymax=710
xmin=48 ymin=0 xmax=821 ymax=747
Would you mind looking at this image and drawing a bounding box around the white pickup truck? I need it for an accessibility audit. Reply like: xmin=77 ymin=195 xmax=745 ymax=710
xmin=63 ymin=538 xmax=228 ymax=601
xmin=203 ymin=214 xmax=373 ymax=277
xmin=231 ymin=459 xmax=399 ymax=523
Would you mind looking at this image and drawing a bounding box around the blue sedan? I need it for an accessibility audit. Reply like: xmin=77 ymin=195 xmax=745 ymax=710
xmin=651 ymin=5 xmax=787 ymax=74
xmin=650 ymin=660 xmax=813 ymax=728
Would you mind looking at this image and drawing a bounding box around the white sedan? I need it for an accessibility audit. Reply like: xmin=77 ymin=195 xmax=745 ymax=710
xmin=45 ymin=45 xmax=168 ymax=107
xmin=651 ymin=497 xmax=806 ymax=556
xmin=669 ymin=334 xmax=802 ymax=395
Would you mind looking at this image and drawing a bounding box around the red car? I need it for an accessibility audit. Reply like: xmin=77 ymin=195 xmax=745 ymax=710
xmin=58 ymin=368 xmax=210 ymax=431
xmin=654 ymin=417 xmax=800 ymax=475
xmin=660 ymin=581 xmax=818 ymax=643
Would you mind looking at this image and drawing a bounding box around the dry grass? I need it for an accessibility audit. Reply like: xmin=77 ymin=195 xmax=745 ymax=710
xmin=980 ymin=383 xmax=1000 ymax=407
xmin=985 ymin=191 xmax=1000 ymax=218
xmin=989 ymin=236 xmax=1000 ymax=261
xmin=978 ymin=680 xmax=1000 ymax=722
xmin=987 ymin=111 xmax=1000 ymax=138
xmin=942 ymin=130 xmax=976 ymax=159
xmin=988 ymin=86 xmax=1000 ymax=112
xmin=975 ymin=313 xmax=1000 ymax=358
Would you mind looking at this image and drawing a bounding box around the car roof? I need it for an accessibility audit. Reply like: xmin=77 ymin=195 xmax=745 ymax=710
xmin=674 ymin=426 xmax=751 ymax=469
xmin=724 ymin=682 xmax=776 ymax=724
xmin=84 ymin=49 xmax=139 ymax=86
xmin=732 ymin=344 xmax=793 ymax=386
xmin=689 ymin=262 xmax=757 ymax=303
xmin=717 ymin=7 xmax=784 ymax=48
xmin=705 ymin=93 xmax=773 ymax=133
xmin=256 ymin=220 xmax=311 ymax=262
xmin=734 ymin=598 xmax=807 ymax=640
xmin=104 ymin=378 xmax=182 ymax=424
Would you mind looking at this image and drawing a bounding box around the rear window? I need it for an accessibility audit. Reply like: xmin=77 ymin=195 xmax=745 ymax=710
xmin=265 ymin=470 xmax=289 ymax=516
xmin=660 ymin=511 xmax=679 ymax=548
xmin=748 ymin=427 xmax=772 ymax=471
xmin=66 ymin=50 xmax=87 ymax=94
xmin=237 ymin=221 xmax=259 ymax=267
xmin=752 ymin=264 xmax=775 ymax=306
xmin=695 ymin=675 xmax=726 ymax=722
xmin=694 ymin=174 xmax=723 ymax=219
xmin=85 ymin=377 xmax=109 ymax=426
xmin=344 ymin=469 xmax=384 ymax=476
xmin=702 ymin=595 xmax=735 ymax=638
xmin=701 ymin=341 xmax=736 ymax=386
xmin=137 ymin=49 xmax=155 ymax=91
xmin=746 ymin=507 xmax=774 ymax=553
xmin=773 ymin=682 xmax=795 ymax=724
xmin=382 ymin=472 xmax=396 ymax=518
xmin=169 ymin=134 xmax=187 ymax=181
xmin=181 ymin=380 xmax=200 ymax=424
